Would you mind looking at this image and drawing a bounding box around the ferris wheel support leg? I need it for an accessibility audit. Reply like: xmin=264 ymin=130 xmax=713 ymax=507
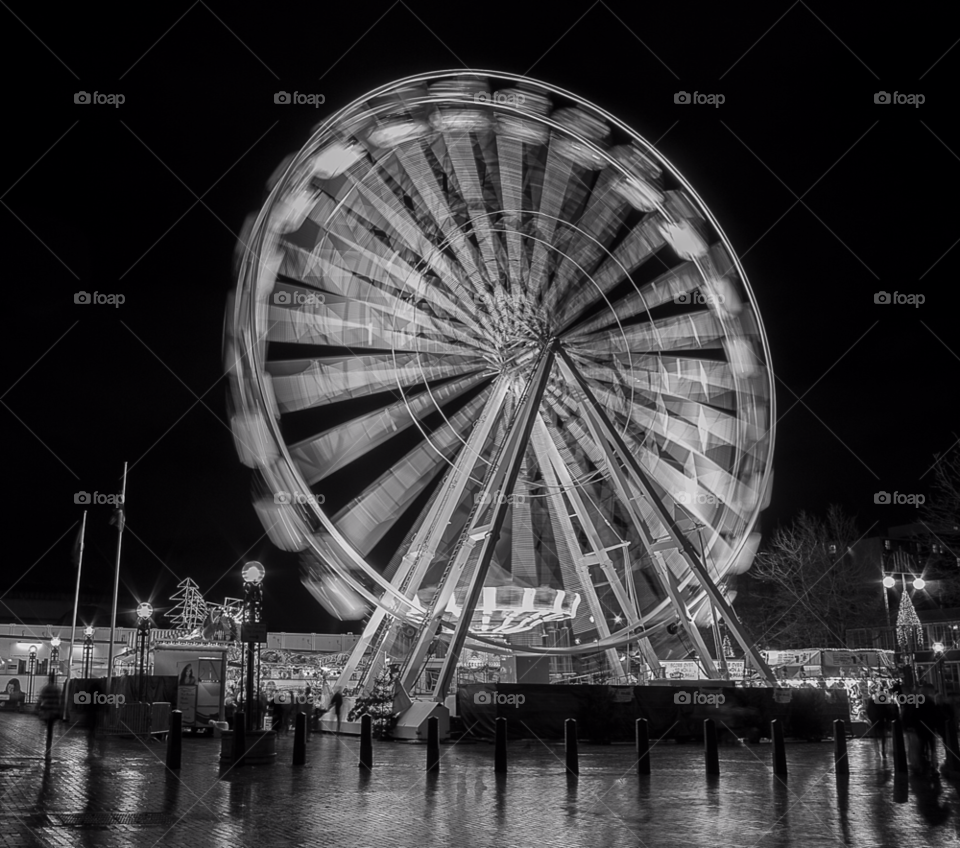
xmin=396 ymin=381 xmax=514 ymax=695
xmin=556 ymin=347 xmax=776 ymax=685
xmin=651 ymin=552 xmax=719 ymax=678
xmin=559 ymin=391 xmax=686 ymax=674
xmin=430 ymin=346 xmax=557 ymax=701
xmin=530 ymin=418 xmax=625 ymax=678
xmin=347 ymin=379 xmax=513 ymax=697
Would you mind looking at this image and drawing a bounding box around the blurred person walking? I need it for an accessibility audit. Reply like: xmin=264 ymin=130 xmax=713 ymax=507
xmin=37 ymin=674 xmax=63 ymax=759
xmin=330 ymin=689 xmax=344 ymax=733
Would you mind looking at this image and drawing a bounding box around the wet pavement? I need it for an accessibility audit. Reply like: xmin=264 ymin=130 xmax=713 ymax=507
xmin=2 ymin=712 xmax=960 ymax=847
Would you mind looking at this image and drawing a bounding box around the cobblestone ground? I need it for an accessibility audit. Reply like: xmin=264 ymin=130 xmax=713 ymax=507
xmin=2 ymin=713 xmax=960 ymax=847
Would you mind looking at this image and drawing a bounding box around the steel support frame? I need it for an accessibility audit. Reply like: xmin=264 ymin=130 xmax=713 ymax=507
xmin=563 ymin=371 xmax=718 ymax=677
xmin=530 ymin=415 xmax=625 ymax=678
xmin=337 ymin=377 xmax=512 ymax=696
xmin=430 ymin=346 xmax=557 ymax=699
xmin=556 ymin=347 xmax=776 ymax=684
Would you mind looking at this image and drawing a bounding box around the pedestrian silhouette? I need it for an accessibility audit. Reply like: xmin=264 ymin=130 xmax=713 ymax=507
xmin=37 ymin=674 xmax=62 ymax=759
xmin=330 ymin=689 xmax=344 ymax=733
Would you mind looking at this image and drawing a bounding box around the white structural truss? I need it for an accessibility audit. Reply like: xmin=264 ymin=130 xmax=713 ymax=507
xmin=225 ymin=70 xmax=777 ymax=699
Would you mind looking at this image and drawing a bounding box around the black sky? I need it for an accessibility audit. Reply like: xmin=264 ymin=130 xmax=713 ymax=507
xmin=1 ymin=3 xmax=956 ymax=632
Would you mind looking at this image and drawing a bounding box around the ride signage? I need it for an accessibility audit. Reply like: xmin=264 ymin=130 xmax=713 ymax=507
xmin=241 ymin=623 xmax=267 ymax=643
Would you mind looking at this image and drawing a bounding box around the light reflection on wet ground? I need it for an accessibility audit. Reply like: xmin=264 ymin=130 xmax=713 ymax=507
xmin=2 ymin=714 xmax=959 ymax=847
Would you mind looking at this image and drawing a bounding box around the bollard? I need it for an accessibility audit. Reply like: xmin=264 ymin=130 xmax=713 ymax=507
xmin=704 ymin=719 xmax=719 ymax=775
xmin=771 ymin=719 xmax=787 ymax=776
xmin=636 ymin=718 xmax=650 ymax=776
xmin=426 ymin=716 xmax=440 ymax=773
xmin=293 ymin=712 xmax=306 ymax=766
xmin=233 ymin=712 xmax=246 ymax=766
xmin=359 ymin=714 xmax=373 ymax=770
xmin=833 ymin=720 xmax=849 ymax=774
xmin=891 ymin=719 xmax=907 ymax=774
xmin=564 ymin=719 xmax=579 ymax=776
xmin=166 ymin=710 xmax=182 ymax=770
xmin=494 ymin=717 xmax=507 ymax=774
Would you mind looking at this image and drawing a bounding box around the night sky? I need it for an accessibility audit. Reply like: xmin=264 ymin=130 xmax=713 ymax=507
xmin=0 ymin=4 xmax=954 ymax=633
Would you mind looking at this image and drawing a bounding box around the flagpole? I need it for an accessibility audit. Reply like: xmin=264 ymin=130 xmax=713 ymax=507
xmin=62 ymin=511 xmax=87 ymax=718
xmin=107 ymin=462 xmax=128 ymax=684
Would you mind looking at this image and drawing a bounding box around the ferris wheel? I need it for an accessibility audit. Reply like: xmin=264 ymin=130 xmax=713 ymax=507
xmin=225 ymin=70 xmax=777 ymax=699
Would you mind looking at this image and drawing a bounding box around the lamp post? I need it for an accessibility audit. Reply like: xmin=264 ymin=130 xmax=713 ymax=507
xmin=135 ymin=603 xmax=153 ymax=703
xmin=27 ymin=646 xmax=38 ymax=703
xmin=242 ymin=562 xmax=266 ymax=732
xmin=50 ymin=637 xmax=61 ymax=683
xmin=82 ymin=627 xmax=95 ymax=679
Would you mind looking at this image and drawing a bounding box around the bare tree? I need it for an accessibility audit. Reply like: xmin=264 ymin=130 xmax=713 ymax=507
xmin=742 ymin=505 xmax=881 ymax=649
xmin=918 ymin=447 xmax=960 ymax=608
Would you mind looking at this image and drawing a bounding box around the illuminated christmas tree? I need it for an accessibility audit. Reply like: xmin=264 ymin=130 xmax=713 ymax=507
xmin=896 ymin=588 xmax=924 ymax=649
xmin=166 ymin=578 xmax=208 ymax=634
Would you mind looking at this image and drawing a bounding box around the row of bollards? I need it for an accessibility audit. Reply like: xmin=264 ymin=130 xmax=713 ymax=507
xmin=164 ymin=708 xmax=955 ymax=777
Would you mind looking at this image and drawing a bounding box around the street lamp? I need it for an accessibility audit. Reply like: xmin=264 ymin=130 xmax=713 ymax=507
xmin=82 ymin=626 xmax=94 ymax=679
xmin=242 ymin=562 xmax=266 ymax=732
xmin=50 ymin=637 xmax=61 ymax=683
xmin=27 ymin=646 xmax=38 ymax=702
xmin=913 ymin=577 xmax=926 ymax=591
xmin=135 ymin=603 xmax=154 ymax=703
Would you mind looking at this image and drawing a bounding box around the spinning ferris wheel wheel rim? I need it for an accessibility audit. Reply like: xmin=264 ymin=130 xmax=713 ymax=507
xmin=226 ymin=69 xmax=775 ymax=665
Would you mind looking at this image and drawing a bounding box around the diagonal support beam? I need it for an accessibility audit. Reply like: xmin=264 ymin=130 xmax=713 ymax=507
xmin=534 ymin=415 xmax=658 ymax=673
xmin=556 ymin=347 xmax=775 ymax=684
xmin=340 ymin=377 xmax=511 ymax=696
xmin=530 ymin=416 xmax=624 ymax=677
xmin=564 ymin=385 xmax=709 ymax=674
xmin=431 ymin=345 xmax=557 ymax=699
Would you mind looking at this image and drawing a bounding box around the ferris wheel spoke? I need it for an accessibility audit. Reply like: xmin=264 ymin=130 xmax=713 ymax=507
xmin=393 ymin=144 xmax=489 ymax=297
xmin=289 ymin=373 xmax=490 ymax=484
xmin=554 ymin=215 xmax=667 ymax=334
xmin=561 ymin=255 xmax=712 ymax=340
xmin=442 ymin=132 xmax=503 ymax=288
xmin=344 ymin=168 xmax=461 ymax=281
xmin=494 ymin=134 xmax=526 ymax=295
xmin=543 ymin=171 xmax=628 ymax=314
xmin=267 ymin=353 xmax=486 ymax=412
xmin=267 ymin=296 xmax=478 ymax=354
xmin=526 ymin=144 xmax=576 ymax=301
xmin=581 ymin=354 xmax=740 ymax=410
xmin=566 ymin=310 xmax=727 ymax=355
xmin=332 ymin=391 xmax=490 ymax=557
